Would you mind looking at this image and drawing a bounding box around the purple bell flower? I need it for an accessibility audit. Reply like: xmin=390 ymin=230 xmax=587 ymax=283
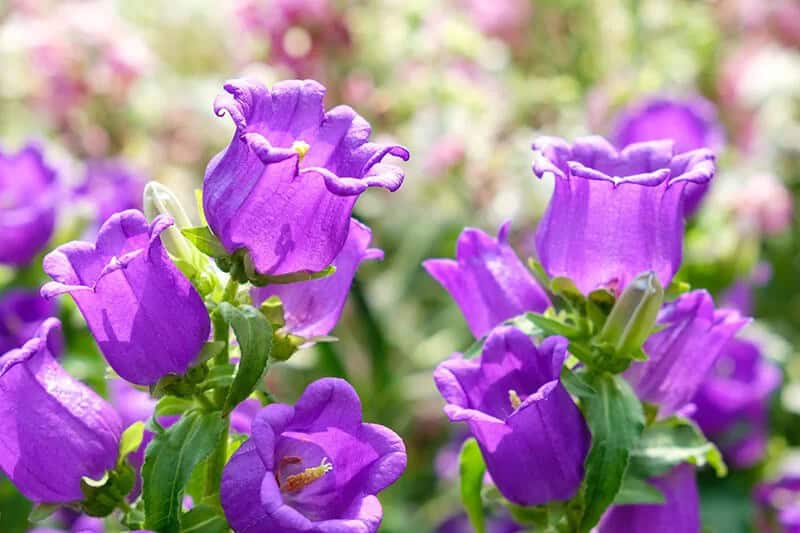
xmin=612 ymin=96 xmax=724 ymax=215
xmin=532 ymin=136 xmax=715 ymax=295
xmin=0 ymin=289 xmax=57 ymax=355
xmin=0 ymin=318 xmax=122 ymax=502
xmin=625 ymin=290 xmax=748 ymax=416
xmin=41 ymin=209 xmax=211 ymax=385
xmin=74 ymin=159 xmax=146 ymax=227
xmin=755 ymin=475 xmax=800 ymax=532
xmin=433 ymin=326 xmax=590 ymax=506
xmin=598 ymin=465 xmax=700 ymax=533
xmin=692 ymin=337 xmax=781 ymax=468
xmin=424 ymin=221 xmax=550 ymax=338
xmin=251 ymin=218 xmax=383 ymax=338
xmin=204 ymin=78 xmax=409 ymax=276
xmin=220 ymin=378 xmax=407 ymax=532
xmin=0 ymin=142 xmax=58 ymax=266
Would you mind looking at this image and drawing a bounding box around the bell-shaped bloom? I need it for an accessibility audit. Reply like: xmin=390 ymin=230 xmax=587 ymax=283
xmin=204 ymin=78 xmax=409 ymax=276
xmin=423 ymin=222 xmax=550 ymax=339
xmin=74 ymin=159 xmax=146 ymax=227
xmin=220 ymin=378 xmax=407 ymax=533
xmin=625 ymin=290 xmax=748 ymax=416
xmin=612 ymin=97 xmax=724 ymax=155
xmin=532 ymin=136 xmax=715 ymax=295
xmin=251 ymin=218 xmax=383 ymax=338
xmin=434 ymin=326 xmax=590 ymax=506
xmin=692 ymin=338 xmax=781 ymax=468
xmin=754 ymin=475 xmax=800 ymax=532
xmin=598 ymin=465 xmax=700 ymax=532
xmin=0 ymin=289 xmax=57 ymax=355
xmin=611 ymin=96 xmax=724 ymax=216
xmin=0 ymin=319 xmax=122 ymax=502
xmin=0 ymin=143 xmax=58 ymax=266
xmin=41 ymin=209 xmax=211 ymax=385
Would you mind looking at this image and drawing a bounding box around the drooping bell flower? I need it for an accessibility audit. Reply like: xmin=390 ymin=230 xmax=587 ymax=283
xmin=74 ymin=159 xmax=146 ymax=227
xmin=0 ymin=289 xmax=57 ymax=355
xmin=598 ymin=465 xmax=700 ymax=532
xmin=532 ymin=136 xmax=715 ymax=295
xmin=692 ymin=337 xmax=781 ymax=468
xmin=433 ymin=326 xmax=590 ymax=506
xmin=204 ymin=78 xmax=409 ymax=276
xmin=0 ymin=142 xmax=58 ymax=266
xmin=220 ymin=378 xmax=407 ymax=533
xmin=251 ymin=218 xmax=383 ymax=339
xmin=424 ymin=222 xmax=550 ymax=339
xmin=0 ymin=318 xmax=122 ymax=502
xmin=611 ymin=96 xmax=724 ymax=215
xmin=754 ymin=475 xmax=800 ymax=532
xmin=624 ymin=290 xmax=748 ymax=416
xmin=41 ymin=209 xmax=211 ymax=385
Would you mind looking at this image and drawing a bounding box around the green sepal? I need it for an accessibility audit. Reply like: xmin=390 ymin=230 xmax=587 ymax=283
xmin=181 ymin=226 xmax=227 ymax=258
xmin=80 ymin=462 xmax=136 ymax=517
xmin=459 ymin=438 xmax=487 ymax=533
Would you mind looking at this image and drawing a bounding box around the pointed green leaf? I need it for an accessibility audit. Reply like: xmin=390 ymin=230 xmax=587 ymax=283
xmin=218 ymin=303 xmax=273 ymax=415
xmin=180 ymin=503 xmax=229 ymax=533
xmin=579 ymin=371 xmax=645 ymax=531
xmin=521 ymin=312 xmax=582 ymax=338
xmin=28 ymin=503 xmax=61 ymax=523
xmin=614 ymin=475 xmax=665 ymax=505
xmin=181 ymin=226 xmax=227 ymax=258
xmin=459 ymin=438 xmax=487 ymax=533
xmin=142 ymin=411 xmax=226 ymax=533
xmin=630 ymin=416 xmax=727 ymax=478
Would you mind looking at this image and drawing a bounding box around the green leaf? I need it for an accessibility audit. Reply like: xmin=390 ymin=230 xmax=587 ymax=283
xmin=527 ymin=258 xmax=552 ymax=291
xmin=459 ymin=438 xmax=487 ymax=533
xmin=193 ymin=341 xmax=226 ymax=367
xmin=578 ymin=371 xmax=645 ymax=531
xmin=181 ymin=226 xmax=227 ymax=258
xmin=154 ymin=396 xmax=194 ymax=418
xmin=521 ymin=312 xmax=582 ymax=338
xmin=142 ymin=411 xmax=226 ymax=533
xmin=119 ymin=422 xmax=145 ymax=464
xmin=664 ymin=279 xmax=691 ymax=300
xmin=630 ymin=416 xmax=727 ymax=478
xmin=28 ymin=503 xmax=60 ymax=522
xmin=180 ymin=503 xmax=229 ymax=533
xmin=218 ymin=303 xmax=273 ymax=415
xmin=248 ymin=264 xmax=337 ymax=286
xmin=613 ymin=475 xmax=665 ymax=505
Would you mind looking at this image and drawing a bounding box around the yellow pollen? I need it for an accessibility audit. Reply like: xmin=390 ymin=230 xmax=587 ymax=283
xmin=280 ymin=457 xmax=333 ymax=493
xmin=291 ymin=140 xmax=311 ymax=161
xmin=509 ymin=389 xmax=522 ymax=410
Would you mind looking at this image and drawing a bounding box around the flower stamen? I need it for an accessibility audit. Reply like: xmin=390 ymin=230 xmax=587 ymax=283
xmin=280 ymin=456 xmax=333 ymax=493
xmin=291 ymin=140 xmax=311 ymax=162
xmin=509 ymin=389 xmax=522 ymax=410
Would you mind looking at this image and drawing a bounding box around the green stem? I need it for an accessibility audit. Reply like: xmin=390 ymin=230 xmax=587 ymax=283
xmin=194 ymin=392 xmax=215 ymax=410
xmin=222 ymin=276 xmax=239 ymax=304
xmin=204 ymin=419 xmax=229 ymax=503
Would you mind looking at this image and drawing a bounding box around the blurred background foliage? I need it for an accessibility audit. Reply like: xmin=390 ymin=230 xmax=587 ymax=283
xmin=1 ymin=0 xmax=799 ymax=531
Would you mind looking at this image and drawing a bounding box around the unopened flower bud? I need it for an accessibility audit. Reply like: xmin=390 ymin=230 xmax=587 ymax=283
xmin=143 ymin=181 xmax=204 ymax=270
xmin=598 ymin=271 xmax=664 ymax=357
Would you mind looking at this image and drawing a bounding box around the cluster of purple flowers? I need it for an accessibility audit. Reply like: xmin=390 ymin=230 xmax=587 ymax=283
xmin=0 ymin=78 xmax=409 ymax=532
xmin=426 ymin=116 xmax=781 ymax=530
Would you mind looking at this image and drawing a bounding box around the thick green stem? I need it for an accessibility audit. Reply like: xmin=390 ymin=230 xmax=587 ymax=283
xmin=204 ymin=420 xmax=229 ymax=502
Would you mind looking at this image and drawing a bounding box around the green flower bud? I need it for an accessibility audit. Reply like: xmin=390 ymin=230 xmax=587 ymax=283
xmin=143 ymin=181 xmax=205 ymax=272
xmin=597 ymin=271 xmax=664 ymax=358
